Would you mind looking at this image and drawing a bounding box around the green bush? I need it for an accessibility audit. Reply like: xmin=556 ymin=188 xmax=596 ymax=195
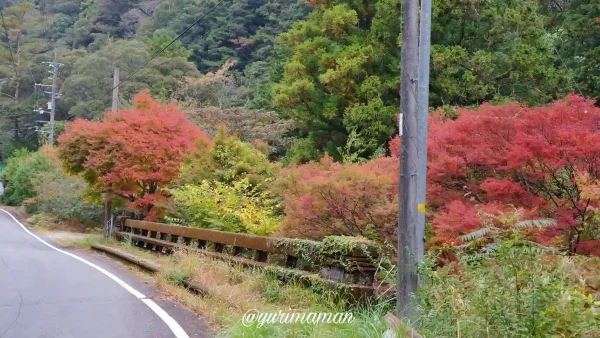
xmin=28 ymin=168 xmax=103 ymax=228
xmin=1 ymin=148 xmax=55 ymax=205
xmin=179 ymin=129 xmax=278 ymax=189
xmin=1 ymin=147 xmax=102 ymax=228
xmin=170 ymin=178 xmax=281 ymax=235
xmin=174 ymin=130 xmax=282 ymax=235
xmin=415 ymin=243 xmax=600 ymax=337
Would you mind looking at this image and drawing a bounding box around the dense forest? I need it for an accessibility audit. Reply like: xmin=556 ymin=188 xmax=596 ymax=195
xmin=0 ymin=0 xmax=598 ymax=162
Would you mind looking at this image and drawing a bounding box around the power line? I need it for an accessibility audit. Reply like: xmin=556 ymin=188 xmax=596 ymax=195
xmin=80 ymin=0 xmax=228 ymax=115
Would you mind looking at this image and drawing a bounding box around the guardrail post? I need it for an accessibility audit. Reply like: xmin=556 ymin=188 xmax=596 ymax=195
xmin=116 ymin=216 xmax=130 ymax=234
xmin=319 ymin=240 xmax=379 ymax=287
xmin=285 ymin=255 xmax=297 ymax=268
xmin=232 ymin=246 xmax=243 ymax=256
xmin=254 ymin=250 xmax=268 ymax=262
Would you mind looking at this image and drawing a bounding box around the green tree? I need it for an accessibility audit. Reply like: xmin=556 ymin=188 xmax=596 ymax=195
xmin=0 ymin=1 xmax=48 ymax=160
xmin=271 ymin=2 xmax=400 ymax=161
xmin=151 ymin=0 xmax=310 ymax=95
xmin=557 ymin=0 xmax=600 ymax=100
xmin=430 ymin=0 xmax=568 ymax=106
xmin=61 ymin=39 xmax=199 ymax=118
xmin=178 ymin=129 xmax=278 ymax=189
xmin=147 ymin=29 xmax=191 ymax=59
xmin=271 ymin=0 xmax=569 ymax=161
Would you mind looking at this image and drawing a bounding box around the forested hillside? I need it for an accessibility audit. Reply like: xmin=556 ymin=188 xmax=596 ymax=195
xmin=0 ymin=0 xmax=309 ymax=159
xmin=0 ymin=0 xmax=598 ymax=161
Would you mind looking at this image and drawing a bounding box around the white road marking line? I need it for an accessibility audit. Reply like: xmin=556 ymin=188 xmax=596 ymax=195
xmin=0 ymin=209 xmax=189 ymax=338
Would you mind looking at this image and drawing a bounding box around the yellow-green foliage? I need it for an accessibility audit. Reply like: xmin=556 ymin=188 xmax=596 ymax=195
xmin=171 ymin=178 xmax=280 ymax=235
xmin=178 ymin=129 xmax=279 ymax=188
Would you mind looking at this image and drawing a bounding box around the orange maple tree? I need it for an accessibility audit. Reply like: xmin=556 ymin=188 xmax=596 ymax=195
xmin=58 ymin=90 xmax=209 ymax=219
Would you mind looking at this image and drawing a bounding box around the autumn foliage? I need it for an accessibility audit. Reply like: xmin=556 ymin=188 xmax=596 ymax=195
xmin=58 ymin=90 xmax=208 ymax=219
xmin=274 ymin=155 xmax=398 ymax=243
xmin=283 ymin=95 xmax=600 ymax=254
xmin=413 ymin=95 xmax=600 ymax=252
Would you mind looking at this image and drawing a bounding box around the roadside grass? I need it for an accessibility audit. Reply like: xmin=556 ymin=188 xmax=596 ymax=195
xmin=52 ymin=234 xmax=104 ymax=249
xmin=15 ymin=210 xmax=104 ymax=249
xmin=151 ymin=250 xmax=395 ymax=336
xmin=118 ymin=242 xmax=600 ymax=337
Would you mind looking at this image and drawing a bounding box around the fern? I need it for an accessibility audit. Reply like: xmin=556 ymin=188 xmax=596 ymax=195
xmin=515 ymin=219 xmax=556 ymax=229
xmin=459 ymin=226 xmax=500 ymax=242
xmin=457 ymin=208 xmax=558 ymax=260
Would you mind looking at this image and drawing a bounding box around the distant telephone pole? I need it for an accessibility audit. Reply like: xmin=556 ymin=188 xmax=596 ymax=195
xmin=103 ymin=67 xmax=119 ymax=241
xmin=397 ymin=0 xmax=420 ymax=319
xmin=111 ymin=67 xmax=119 ymax=112
xmin=41 ymin=53 xmax=63 ymax=147
xmin=48 ymin=61 xmax=58 ymax=146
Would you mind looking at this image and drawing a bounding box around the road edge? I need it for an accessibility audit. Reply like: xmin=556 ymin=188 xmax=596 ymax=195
xmin=0 ymin=208 xmax=190 ymax=338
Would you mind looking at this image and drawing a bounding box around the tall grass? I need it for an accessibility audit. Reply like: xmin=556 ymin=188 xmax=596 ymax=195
xmin=414 ymin=242 xmax=600 ymax=337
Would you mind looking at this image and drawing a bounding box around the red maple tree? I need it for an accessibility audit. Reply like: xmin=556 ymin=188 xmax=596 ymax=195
xmin=58 ymin=90 xmax=209 ymax=219
xmin=408 ymin=95 xmax=600 ymax=253
xmin=274 ymin=154 xmax=399 ymax=243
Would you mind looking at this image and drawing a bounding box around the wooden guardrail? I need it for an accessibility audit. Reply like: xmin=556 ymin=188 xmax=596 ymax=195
xmin=115 ymin=217 xmax=380 ymax=297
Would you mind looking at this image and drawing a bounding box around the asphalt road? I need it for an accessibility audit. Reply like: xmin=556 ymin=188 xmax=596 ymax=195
xmin=0 ymin=210 xmax=210 ymax=338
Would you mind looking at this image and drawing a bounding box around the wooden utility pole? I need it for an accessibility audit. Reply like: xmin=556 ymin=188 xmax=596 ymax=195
xmin=397 ymin=0 xmax=420 ymax=319
xmin=104 ymin=67 xmax=119 ymax=241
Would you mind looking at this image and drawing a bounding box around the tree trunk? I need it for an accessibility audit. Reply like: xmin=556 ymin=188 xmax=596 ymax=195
xmin=13 ymin=118 xmax=19 ymax=140
xmin=14 ymin=33 xmax=20 ymax=103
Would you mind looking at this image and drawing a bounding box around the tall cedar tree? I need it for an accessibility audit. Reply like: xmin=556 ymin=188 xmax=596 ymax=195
xmin=272 ymin=0 xmax=568 ymax=162
xmin=58 ymin=90 xmax=209 ymax=219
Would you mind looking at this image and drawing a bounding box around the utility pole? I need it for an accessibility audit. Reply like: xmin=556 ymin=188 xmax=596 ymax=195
xmin=397 ymin=0 xmax=420 ymax=319
xmin=104 ymin=67 xmax=119 ymax=241
xmin=111 ymin=67 xmax=119 ymax=112
xmin=417 ymin=0 xmax=432 ymax=265
xmin=41 ymin=52 xmax=63 ymax=147
xmin=48 ymin=61 xmax=58 ymax=146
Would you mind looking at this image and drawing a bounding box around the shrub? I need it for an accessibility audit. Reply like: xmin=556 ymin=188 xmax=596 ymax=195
xmin=0 ymin=147 xmax=102 ymax=227
xmin=179 ymin=129 xmax=278 ymax=189
xmin=416 ymin=245 xmax=600 ymax=337
xmin=456 ymin=207 xmax=556 ymax=259
xmin=1 ymin=148 xmax=56 ymax=206
xmin=170 ymin=178 xmax=281 ymax=235
xmin=28 ymin=168 xmax=103 ymax=228
xmin=274 ymin=154 xmax=398 ymax=243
